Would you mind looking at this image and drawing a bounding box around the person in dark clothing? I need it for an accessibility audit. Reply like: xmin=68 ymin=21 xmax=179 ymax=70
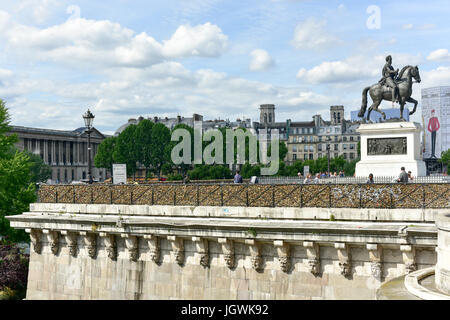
xmin=234 ymin=170 xmax=243 ymax=184
xmin=366 ymin=173 xmax=374 ymax=184
xmin=397 ymin=167 xmax=408 ymax=183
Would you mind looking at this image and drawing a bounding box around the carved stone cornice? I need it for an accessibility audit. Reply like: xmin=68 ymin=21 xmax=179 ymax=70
xmin=144 ymin=235 xmax=160 ymax=264
xmin=192 ymin=237 xmax=209 ymax=268
xmin=367 ymin=243 xmax=383 ymax=278
xmin=274 ymin=240 xmax=291 ymax=273
xmin=26 ymin=229 xmax=42 ymax=254
xmin=245 ymin=239 xmax=262 ymax=272
xmin=304 ymin=241 xmax=320 ymax=276
xmin=43 ymin=229 xmax=59 ymax=255
xmin=335 ymin=242 xmax=352 ymax=277
xmin=218 ymin=238 xmax=235 ymax=269
xmin=81 ymin=232 xmax=97 ymax=259
xmin=400 ymin=245 xmax=417 ymax=274
xmin=100 ymin=233 xmax=117 ymax=260
xmin=168 ymin=236 xmax=184 ymax=265
xmin=122 ymin=234 xmax=139 ymax=262
xmin=61 ymin=231 xmax=78 ymax=257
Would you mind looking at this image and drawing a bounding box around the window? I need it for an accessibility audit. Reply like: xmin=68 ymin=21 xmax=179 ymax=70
xmin=318 ymin=136 xmax=322 ymax=142
xmin=23 ymin=138 xmax=28 ymax=150
xmin=264 ymin=113 xmax=267 ymax=123
xmin=343 ymin=144 xmax=348 ymax=150
xmin=343 ymin=136 xmax=347 ymax=142
xmin=309 ymin=154 xmax=313 ymax=160
xmin=64 ymin=169 xmax=67 ymax=182
xmin=55 ymin=141 xmax=59 ymax=164
xmin=293 ymin=136 xmax=297 ymax=143
xmin=72 ymin=169 xmax=75 ymax=181
xmin=70 ymin=142 xmax=74 ymax=164
xmin=309 ymin=145 xmax=314 ymax=152
xmin=269 ymin=113 xmax=272 ymax=123
xmin=334 ymin=144 xmax=338 ymax=151
xmin=304 ymin=145 xmax=308 ymax=152
xmin=337 ymin=113 xmax=341 ymax=123
xmin=343 ymin=153 xmax=347 ymax=159
xmin=335 ymin=136 xmax=338 ymax=142
xmin=350 ymin=153 xmax=354 ymax=159
xmin=57 ymin=169 xmax=60 ymax=182
xmin=63 ymin=141 xmax=66 ymax=164
xmin=318 ymin=144 xmax=323 ymax=151
xmin=350 ymin=144 xmax=355 ymax=150
xmin=350 ymin=136 xmax=354 ymax=141
xmin=335 ymin=127 xmax=340 ymax=133
xmin=48 ymin=141 xmax=52 ymax=164
xmin=304 ymin=154 xmax=308 ymax=160
xmin=293 ymin=154 xmax=297 ymax=160
xmin=293 ymin=145 xmax=297 ymax=152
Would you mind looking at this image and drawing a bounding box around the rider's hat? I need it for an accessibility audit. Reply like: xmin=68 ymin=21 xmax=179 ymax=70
xmin=386 ymin=55 xmax=392 ymax=61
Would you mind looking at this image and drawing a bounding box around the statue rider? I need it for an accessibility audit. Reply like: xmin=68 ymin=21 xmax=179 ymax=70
xmin=381 ymin=55 xmax=399 ymax=106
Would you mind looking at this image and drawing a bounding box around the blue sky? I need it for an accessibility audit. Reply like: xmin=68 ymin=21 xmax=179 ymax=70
xmin=0 ymin=0 xmax=449 ymax=134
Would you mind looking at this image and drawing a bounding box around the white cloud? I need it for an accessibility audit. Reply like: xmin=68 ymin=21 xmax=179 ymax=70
xmin=249 ymin=49 xmax=274 ymax=71
xmin=427 ymin=49 xmax=450 ymax=62
xmin=402 ymin=24 xmax=413 ymax=30
xmin=0 ymin=13 xmax=228 ymax=69
xmin=162 ymin=23 xmax=228 ymax=58
xmin=296 ymin=54 xmax=423 ymax=84
xmin=421 ymin=66 xmax=450 ymax=88
xmin=291 ymin=18 xmax=341 ymax=50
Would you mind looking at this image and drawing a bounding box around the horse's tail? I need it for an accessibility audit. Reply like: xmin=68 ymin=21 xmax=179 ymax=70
xmin=358 ymin=86 xmax=371 ymax=117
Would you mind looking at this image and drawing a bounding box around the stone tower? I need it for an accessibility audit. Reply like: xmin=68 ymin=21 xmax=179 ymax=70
xmin=330 ymin=105 xmax=344 ymax=125
xmin=260 ymin=104 xmax=275 ymax=125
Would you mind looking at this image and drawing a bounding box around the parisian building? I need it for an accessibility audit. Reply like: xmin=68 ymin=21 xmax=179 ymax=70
xmin=7 ymin=126 xmax=108 ymax=183
xmin=254 ymin=105 xmax=360 ymax=165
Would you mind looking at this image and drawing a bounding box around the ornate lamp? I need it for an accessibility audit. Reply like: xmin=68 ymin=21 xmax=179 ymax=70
xmin=82 ymin=109 xmax=95 ymax=184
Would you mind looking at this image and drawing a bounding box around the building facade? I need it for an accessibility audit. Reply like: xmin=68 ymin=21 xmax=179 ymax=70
xmin=8 ymin=126 xmax=108 ymax=183
xmin=254 ymin=105 xmax=360 ymax=165
xmin=421 ymin=86 xmax=450 ymax=159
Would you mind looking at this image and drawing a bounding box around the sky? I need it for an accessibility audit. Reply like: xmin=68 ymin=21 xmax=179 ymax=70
xmin=0 ymin=0 xmax=449 ymax=135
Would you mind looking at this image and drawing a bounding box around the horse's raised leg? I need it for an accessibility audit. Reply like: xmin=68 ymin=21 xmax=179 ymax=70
xmin=406 ymin=97 xmax=418 ymax=116
xmin=368 ymin=100 xmax=382 ymax=121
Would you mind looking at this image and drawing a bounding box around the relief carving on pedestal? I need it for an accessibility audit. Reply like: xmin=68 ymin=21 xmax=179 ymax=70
xmin=367 ymin=137 xmax=407 ymax=155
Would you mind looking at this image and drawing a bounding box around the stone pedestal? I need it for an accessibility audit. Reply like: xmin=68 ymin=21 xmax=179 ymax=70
xmin=355 ymin=122 xmax=426 ymax=178
xmin=436 ymin=212 xmax=450 ymax=295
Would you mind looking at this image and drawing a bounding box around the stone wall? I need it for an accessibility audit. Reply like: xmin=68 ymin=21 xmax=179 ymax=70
xmin=8 ymin=203 xmax=441 ymax=300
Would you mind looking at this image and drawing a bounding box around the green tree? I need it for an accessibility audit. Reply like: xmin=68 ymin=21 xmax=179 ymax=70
xmin=135 ymin=120 xmax=154 ymax=180
xmin=25 ymin=151 xmax=52 ymax=183
xmin=149 ymin=123 xmax=171 ymax=178
xmin=0 ymin=100 xmax=36 ymax=242
xmin=440 ymin=149 xmax=450 ymax=174
xmin=170 ymin=123 xmax=195 ymax=175
xmin=94 ymin=136 xmax=116 ymax=176
xmin=113 ymin=125 xmax=138 ymax=177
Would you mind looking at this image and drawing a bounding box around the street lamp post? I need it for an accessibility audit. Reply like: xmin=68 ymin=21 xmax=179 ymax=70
xmin=83 ymin=109 xmax=95 ymax=184
xmin=326 ymin=136 xmax=331 ymax=177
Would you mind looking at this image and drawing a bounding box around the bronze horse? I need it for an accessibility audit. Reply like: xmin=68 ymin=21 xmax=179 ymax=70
xmin=358 ymin=65 xmax=421 ymax=121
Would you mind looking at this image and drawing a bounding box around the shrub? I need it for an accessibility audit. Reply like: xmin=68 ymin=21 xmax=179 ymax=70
xmin=0 ymin=238 xmax=29 ymax=300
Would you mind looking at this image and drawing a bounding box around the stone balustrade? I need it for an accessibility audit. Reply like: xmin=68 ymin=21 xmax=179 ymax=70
xmin=7 ymin=202 xmax=441 ymax=299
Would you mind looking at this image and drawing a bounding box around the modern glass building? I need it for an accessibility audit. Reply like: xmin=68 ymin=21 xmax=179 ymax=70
xmin=350 ymin=107 xmax=410 ymax=122
xmin=421 ymin=86 xmax=450 ymax=159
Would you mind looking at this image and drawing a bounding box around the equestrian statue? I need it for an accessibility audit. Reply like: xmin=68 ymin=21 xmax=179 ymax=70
xmin=358 ymin=55 xmax=421 ymax=121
